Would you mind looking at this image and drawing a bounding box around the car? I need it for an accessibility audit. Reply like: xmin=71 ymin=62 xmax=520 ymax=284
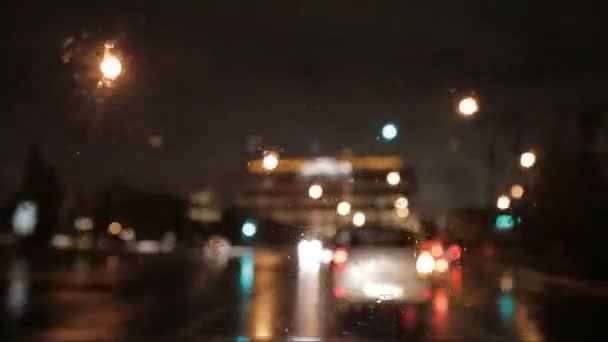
xmin=328 ymin=226 xmax=437 ymax=305
xmin=419 ymin=238 xmax=463 ymax=266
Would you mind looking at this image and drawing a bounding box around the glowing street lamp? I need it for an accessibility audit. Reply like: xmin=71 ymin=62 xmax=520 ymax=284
xmin=108 ymin=221 xmax=122 ymax=235
xmin=520 ymin=151 xmax=536 ymax=169
xmin=262 ymin=151 xmax=280 ymax=171
xmin=352 ymin=211 xmax=366 ymax=227
xmin=308 ymin=184 xmax=323 ymax=200
xmin=394 ymin=196 xmax=409 ymax=209
xmin=381 ymin=122 xmax=398 ymax=141
xmin=497 ymin=195 xmax=511 ymax=210
xmin=458 ymin=96 xmax=479 ymax=117
xmin=510 ymin=184 xmax=524 ymax=200
xmin=241 ymin=220 xmax=257 ymax=238
xmin=100 ymin=54 xmax=122 ymax=80
xmin=336 ymin=201 xmax=351 ymax=216
xmin=386 ymin=171 xmax=401 ymax=186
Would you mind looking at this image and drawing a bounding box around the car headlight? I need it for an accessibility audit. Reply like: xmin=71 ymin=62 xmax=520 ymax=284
xmin=435 ymin=258 xmax=449 ymax=273
xmin=416 ymin=252 xmax=435 ymax=274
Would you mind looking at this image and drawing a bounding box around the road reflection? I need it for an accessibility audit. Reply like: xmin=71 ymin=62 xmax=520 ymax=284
xmin=0 ymin=249 xmax=567 ymax=341
xmin=247 ymin=250 xmax=282 ymax=340
xmin=5 ymin=256 xmax=30 ymax=320
xmin=293 ymin=254 xmax=321 ymax=337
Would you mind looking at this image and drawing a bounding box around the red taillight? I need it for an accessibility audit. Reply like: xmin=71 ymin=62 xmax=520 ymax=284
xmin=421 ymin=288 xmax=432 ymax=300
xmin=333 ymin=286 xmax=347 ymax=298
xmin=448 ymin=245 xmax=461 ymax=261
xmin=431 ymin=244 xmax=444 ymax=258
xmin=332 ymin=248 xmax=348 ymax=264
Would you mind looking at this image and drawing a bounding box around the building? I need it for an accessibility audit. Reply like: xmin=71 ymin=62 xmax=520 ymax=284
xmin=235 ymin=154 xmax=420 ymax=237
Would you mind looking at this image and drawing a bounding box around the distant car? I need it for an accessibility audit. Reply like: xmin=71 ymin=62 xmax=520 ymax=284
xmin=419 ymin=239 xmax=462 ymax=265
xmin=328 ymin=226 xmax=436 ymax=305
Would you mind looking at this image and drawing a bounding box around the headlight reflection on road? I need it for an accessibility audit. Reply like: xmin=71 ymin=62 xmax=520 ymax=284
xmin=239 ymin=251 xmax=255 ymax=295
xmin=250 ymin=252 xmax=277 ymax=340
xmin=298 ymin=239 xmax=322 ymax=272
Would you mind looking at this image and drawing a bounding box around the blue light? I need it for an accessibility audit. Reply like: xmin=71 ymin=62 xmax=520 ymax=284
xmin=381 ymin=123 xmax=398 ymax=141
xmin=499 ymin=293 xmax=514 ymax=322
xmin=241 ymin=220 xmax=257 ymax=237
xmin=239 ymin=251 xmax=255 ymax=294
xmin=495 ymin=214 xmax=514 ymax=230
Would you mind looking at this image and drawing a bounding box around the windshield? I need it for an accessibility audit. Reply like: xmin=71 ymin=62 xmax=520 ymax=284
xmin=3 ymin=1 xmax=607 ymax=341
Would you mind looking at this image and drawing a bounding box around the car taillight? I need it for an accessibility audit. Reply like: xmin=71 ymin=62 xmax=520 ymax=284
xmin=431 ymin=244 xmax=444 ymax=258
xmin=333 ymin=286 xmax=347 ymax=298
xmin=333 ymin=248 xmax=348 ymax=264
xmin=448 ymin=245 xmax=461 ymax=261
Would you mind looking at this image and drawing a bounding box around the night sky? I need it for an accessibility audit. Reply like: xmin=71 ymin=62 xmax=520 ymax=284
xmin=5 ymin=1 xmax=608 ymax=215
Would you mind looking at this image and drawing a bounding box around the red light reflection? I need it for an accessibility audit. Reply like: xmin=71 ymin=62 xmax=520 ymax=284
xmin=432 ymin=288 xmax=449 ymax=337
xmin=401 ymin=306 xmax=417 ymax=332
xmin=332 ymin=286 xmax=346 ymax=298
xmin=450 ymin=267 xmax=463 ymax=298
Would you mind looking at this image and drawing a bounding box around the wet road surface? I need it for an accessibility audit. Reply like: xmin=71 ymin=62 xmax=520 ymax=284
xmin=1 ymin=248 xmax=606 ymax=341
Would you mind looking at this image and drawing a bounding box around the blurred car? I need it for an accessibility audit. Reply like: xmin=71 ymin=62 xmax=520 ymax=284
xmin=328 ymin=226 xmax=437 ymax=305
xmin=419 ymin=239 xmax=463 ymax=265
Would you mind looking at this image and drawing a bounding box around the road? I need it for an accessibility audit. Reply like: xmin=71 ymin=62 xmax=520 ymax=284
xmin=0 ymin=247 xmax=606 ymax=341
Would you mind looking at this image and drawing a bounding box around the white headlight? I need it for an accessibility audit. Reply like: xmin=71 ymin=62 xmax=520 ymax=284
xmin=416 ymin=252 xmax=435 ymax=274
xmin=435 ymin=258 xmax=449 ymax=273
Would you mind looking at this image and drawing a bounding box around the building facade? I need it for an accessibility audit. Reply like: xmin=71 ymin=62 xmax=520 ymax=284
xmin=236 ymin=155 xmax=420 ymax=237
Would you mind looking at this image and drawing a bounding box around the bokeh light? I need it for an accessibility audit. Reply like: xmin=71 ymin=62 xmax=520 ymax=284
xmin=242 ymin=220 xmax=257 ymax=237
xmin=262 ymin=151 xmax=279 ymax=171
xmin=108 ymin=222 xmax=122 ymax=235
xmin=100 ymin=55 xmax=122 ymax=80
xmin=396 ymin=207 xmax=410 ymax=218
xmin=308 ymin=184 xmax=323 ymax=200
xmin=352 ymin=211 xmax=366 ymax=227
xmin=119 ymin=228 xmax=135 ymax=241
xmin=497 ymin=195 xmax=511 ymax=210
xmin=394 ymin=196 xmax=409 ymax=209
xmin=381 ymin=123 xmax=398 ymax=141
xmin=510 ymin=184 xmax=524 ymax=199
xmin=336 ymin=201 xmax=351 ymax=216
xmin=386 ymin=171 xmax=401 ymax=186
xmin=435 ymin=258 xmax=449 ymax=273
xmin=458 ymin=96 xmax=479 ymax=116
xmin=520 ymin=151 xmax=536 ymax=169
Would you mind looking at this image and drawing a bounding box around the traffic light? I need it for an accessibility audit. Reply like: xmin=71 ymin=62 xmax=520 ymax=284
xmin=241 ymin=219 xmax=257 ymax=238
xmin=495 ymin=214 xmax=514 ymax=230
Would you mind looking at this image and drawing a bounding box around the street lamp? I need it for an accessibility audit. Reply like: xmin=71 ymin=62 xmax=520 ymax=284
xmin=394 ymin=196 xmax=409 ymax=209
xmin=336 ymin=201 xmax=351 ymax=216
xmin=352 ymin=211 xmax=366 ymax=227
xmin=262 ymin=151 xmax=280 ymax=171
xmin=241 ymin=220 xmax=257 ymax=237
xmin=386 ymin=171 xmax=401 ymax=186
xmin=520 ymin=151 xmax=536 ymax=169
xmin=381 ymin=122 xmax=398 ymax=141
xmin=100 ymin=54 xmax=122 ymax=80
xmin=458 ymin=96 xmax=479 ymax=117
xmin=308 ymin=184 xmax=323 ymax=200
xmin=510 ymin=184 xmax=524 ymax=200
xmin=497 ymin=195 xmax=511 ymax=210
